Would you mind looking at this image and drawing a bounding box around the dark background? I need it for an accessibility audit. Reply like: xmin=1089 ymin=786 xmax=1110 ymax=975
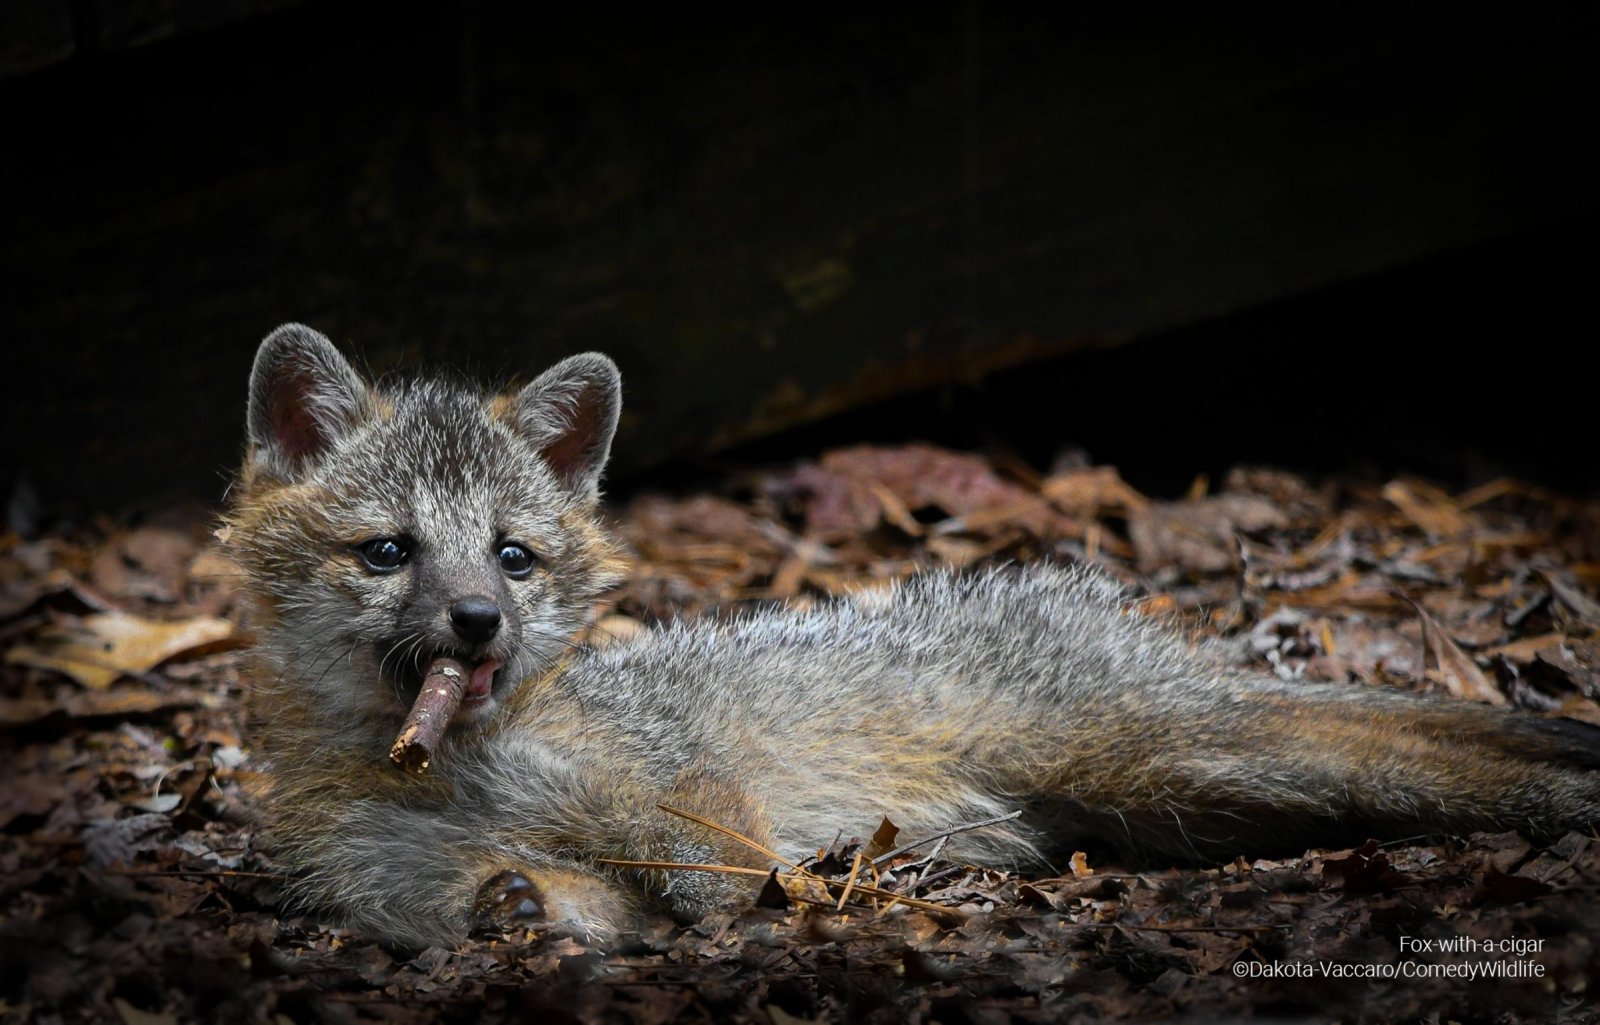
xmin=2 ymin=1 xmax=1595 ymax=515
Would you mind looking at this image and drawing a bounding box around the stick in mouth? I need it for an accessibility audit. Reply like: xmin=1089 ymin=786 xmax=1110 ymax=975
xmin=389 ymin=655 xmax=470 ymax=777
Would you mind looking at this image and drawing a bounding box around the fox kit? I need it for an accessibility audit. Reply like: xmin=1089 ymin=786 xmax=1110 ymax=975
xmin=227 ymin=324 xmax=1600 ymax=949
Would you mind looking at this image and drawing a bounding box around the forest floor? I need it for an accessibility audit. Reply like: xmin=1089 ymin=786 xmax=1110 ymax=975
xmin=3 ymin=444 xmax=1600 ymax=1024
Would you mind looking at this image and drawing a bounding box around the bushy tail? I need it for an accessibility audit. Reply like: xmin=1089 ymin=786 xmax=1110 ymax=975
xmin=1016 ymin=682 xmax=1600 ymax=864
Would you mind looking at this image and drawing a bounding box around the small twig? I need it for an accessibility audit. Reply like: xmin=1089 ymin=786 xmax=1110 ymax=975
xmin=595 ymin=859 xmax=773 ymax=878
xmin=902 ymin=835 xmax=951 ymax=875
xmin=600 ymin=857 xmax=958 ymax=918
xmin=812 ymin=875 xmax=955 ymax=917
xmin=656 ymin=803 xmax=798 ymax=870
xmin=872 ymin=809 xmax=1023 ymax=868
xmin=911 ymin=864 xmax=962 ymax=890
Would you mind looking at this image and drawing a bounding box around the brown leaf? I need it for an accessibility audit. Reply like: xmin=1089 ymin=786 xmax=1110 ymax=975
xmin=1322 ymin=839 xmax=1407 ymax=894
xmin=0 ymin=566 xmax=110 ymax=621
xmin=6 ymin=611 xmax=236 ymax=689
xmin=1128 ymin=495 xmax=1288 ymax=574
xmin=113 ymin=998 xmax=178 ymax=1025
xmin=862 ymin=817 xmax=900 ymax=861
xmin=91 ymin=526 xmax=200 ymax=604
xmin=755 ymin=868 xmax=790 ymax=909
xmin=783 ymin=444 xmax=1072 ymax=542
xmin=1039 ymin=466 xmax=1149 ymax=517
xmin=1068 ymin=851 xmax=1092 ymax=878
xmin=0 ymin=686 xmax=219 ymax=728
xmin=1473 ymin=866 xmax=1555 ymax=906
xmin=1404 ymin=597 xmax=1506 ymax=705
xmin=1480 ymin=633 xmax=1565 ymax=663
xmin=1541 ymin=570 xmax=1600 ymax=631
xmin=1382 ymin=480 xmax=1474 ymax=538
xmin=1555 ymin=695 xmax=1600 ymax=724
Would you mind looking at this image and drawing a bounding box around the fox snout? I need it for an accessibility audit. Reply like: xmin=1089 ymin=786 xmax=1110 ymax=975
xmin=449 ymin=596 xmax=502 ymax=644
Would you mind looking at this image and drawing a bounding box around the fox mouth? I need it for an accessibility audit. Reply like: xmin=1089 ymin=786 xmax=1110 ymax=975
xmin=382 ymin=644 xmax=506 ymax=711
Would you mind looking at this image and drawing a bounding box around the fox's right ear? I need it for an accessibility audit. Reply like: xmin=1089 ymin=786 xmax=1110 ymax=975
xmin=247 ymin=324 xmax=370 ymax=478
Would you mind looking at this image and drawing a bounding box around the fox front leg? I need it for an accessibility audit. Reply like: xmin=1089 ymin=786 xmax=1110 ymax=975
xmin=471 ymin=863 xmax=635 ymax=944
xmin=286 ymin=800 xmax=633 ymax=949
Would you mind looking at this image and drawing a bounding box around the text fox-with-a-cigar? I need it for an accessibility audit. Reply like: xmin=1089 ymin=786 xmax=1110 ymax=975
xmin=224 ymin=323 xmax=1600 ymax=948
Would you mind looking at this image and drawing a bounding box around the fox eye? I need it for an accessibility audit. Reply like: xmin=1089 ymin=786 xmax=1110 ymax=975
xmin=497 ymin=542 xmax=536 ymax=579
xmin=356 ymin=538 xmax=409 ymax=573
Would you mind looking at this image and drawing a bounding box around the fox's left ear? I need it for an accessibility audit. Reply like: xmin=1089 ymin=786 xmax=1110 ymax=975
xmin=513 ymin=353 xmax=622 ymax=501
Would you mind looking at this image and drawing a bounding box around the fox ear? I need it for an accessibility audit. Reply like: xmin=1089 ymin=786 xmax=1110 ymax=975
xmin=247 ymin=324 xmax=370 ymax=478
xmin=513 ymin=353 xmax=622 ymax=500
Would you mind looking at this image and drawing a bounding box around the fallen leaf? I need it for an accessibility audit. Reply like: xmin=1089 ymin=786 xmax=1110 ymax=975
xmin=781 ymin=444 xmax=1072 ymax=542
xmin=768 ymin=1005 xmax=827 ymax=1025
xmin=130 ymin=792 xmax=183 ymax=814
xmin=91 ymin=527 xmax=198 ymax=604
xmin=1405 ymin=597 xmax=1506 ymax=705
xmin=1040 ymin=466 xmax=1150 ymax=517
xmin=1069 ymin=851 xmax=1093 ymax=878
xmin=5 ymin=611 xmax=235 ymax=689
xmin=1128 ymin=495 xmax=1288 ymax=574
xmin=1322 ymin=840 xmax=1407 ymax=894
xmin=114 ymin=998 xmax=178 ymax=1025
xmin=1541 ymin=570 xmax=1600 ymax=631
xmin=1555 ymin=695 xmax=1600 ymax=724
xmin=0 ymin=685 xmax=218 ymax=728
xmin=863 ymin=817 xmax=900 ymax=860
xmin=1474 ymin=866 xmax=1555 ymax=906
xmin=83 ymin=813 xmax=173 ymax=867
xmin=0 ymin=566 xmax=110 ymax=621
xmin=1481 ymin=633 xmax=1564 ymax=662
xmin=1383 ymin=480 xmax=1474 ymax=538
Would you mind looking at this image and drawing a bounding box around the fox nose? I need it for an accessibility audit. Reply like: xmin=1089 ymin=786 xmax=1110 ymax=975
xmin=449 ymin=596 xmax=502 ymax=643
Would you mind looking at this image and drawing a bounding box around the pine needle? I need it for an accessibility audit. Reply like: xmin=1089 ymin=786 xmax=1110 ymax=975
xmin=597 ymin=857 xmax=959 ymax=919
xmin=656 ymin=803 xmax=798 ymax=870
xmin=835 ymin=849 xmax=868 ymax=911
xmin=595 ymin=858 xmax=774 ymax=877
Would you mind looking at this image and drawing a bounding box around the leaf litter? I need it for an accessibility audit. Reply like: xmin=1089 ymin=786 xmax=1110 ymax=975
xmin=3 ymin=452 xmax=1600 ymax=1023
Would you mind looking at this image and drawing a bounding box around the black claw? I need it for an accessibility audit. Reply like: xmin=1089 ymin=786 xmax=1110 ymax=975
xmin=473 ymin=869 xmax=549 ymax=933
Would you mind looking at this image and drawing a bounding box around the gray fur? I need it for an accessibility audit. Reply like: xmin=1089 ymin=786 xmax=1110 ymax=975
xmin=229 ymin=333 xmax=1600 ymax=950
xmin=512 ymin=353 xmax=622 ymax=501
xmin=248 ymin=324 xmax=371 ymax=478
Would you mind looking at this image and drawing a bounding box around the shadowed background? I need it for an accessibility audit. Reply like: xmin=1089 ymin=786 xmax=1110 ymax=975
xmin=2 ymin=1 xmax=1595 ymax=512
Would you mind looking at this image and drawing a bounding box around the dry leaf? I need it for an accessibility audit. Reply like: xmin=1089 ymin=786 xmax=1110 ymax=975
xmin=1482 ymin=633 xmax=1565 ymax=662
xmin=6 ymin=611 xmax=235 ymax=689
xmin=1541 ymin=570 xmax=1600 ymax=630
xmin=1405 ymin=597 xmax=1506 ymax=706
xmin=863 ymin=817 xmax=900 ymax=860
xmin=0 ymin=685 xmax=219 ymax=727
xmin=113 ymin=997 xmax=178 ymax=1025
xmin=1382 ymin=480 xmax=1474 ymax=538
xmin=1128 ymin=495 xmax=1288 ymax=574
xmin=784 ymin=444 xmax=1072 ymax=542
xmin=1040 ymin=466 xmax=1149 ymax=516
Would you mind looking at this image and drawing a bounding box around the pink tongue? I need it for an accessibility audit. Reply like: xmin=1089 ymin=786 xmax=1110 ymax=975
xmin=467 ymin=659 xmax=502 ymax=700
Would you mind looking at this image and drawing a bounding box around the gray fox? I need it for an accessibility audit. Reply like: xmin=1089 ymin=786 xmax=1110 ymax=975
xmin=226 ymin=323 xmax=1600 ymax=949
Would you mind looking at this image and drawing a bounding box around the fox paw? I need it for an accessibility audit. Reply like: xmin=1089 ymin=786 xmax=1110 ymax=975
xmin=471 ymin=867 xmax=632 ymax=945
xmin=472 ymin=869 xmax=547 ymax=933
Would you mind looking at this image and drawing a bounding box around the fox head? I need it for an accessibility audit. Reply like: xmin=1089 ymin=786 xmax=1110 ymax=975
xmin=227 ymin=324 xmax=625 ymax=734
